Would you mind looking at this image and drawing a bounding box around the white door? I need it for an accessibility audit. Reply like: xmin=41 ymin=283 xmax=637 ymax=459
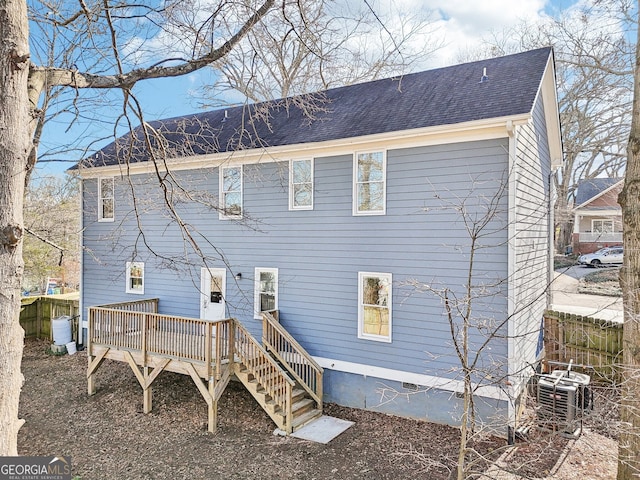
xmin=200 ymin=268 xmax=226 ymax=320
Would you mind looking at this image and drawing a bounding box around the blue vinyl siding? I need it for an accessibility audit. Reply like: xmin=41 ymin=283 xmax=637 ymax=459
xmin=510 ymin=93 xmax=552 ymax=393
xmin=82 ymin=138 xmax=511 ymax=383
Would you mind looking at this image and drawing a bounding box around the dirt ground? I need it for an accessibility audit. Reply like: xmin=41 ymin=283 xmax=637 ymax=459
xmin=18 ymin=339 xmax=618 ymax=480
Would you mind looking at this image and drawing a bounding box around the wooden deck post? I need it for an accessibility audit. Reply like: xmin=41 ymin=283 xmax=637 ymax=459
xmin=88 ymin=356 xmax=96 ymax=395
xmin=205 ymin=322 xmax=212 ymax=381
xmin=215 ymin=322 xmax=222 ymax=381
xmin=208 ymin=377 xmax=217 ymax=434
xmin=228 ymin=319 xmax=235 ymax=368
xmin=142 ymin=313 xmax=150 ymax=413
xmin=143 ymin=366 xmax=152 ymax=414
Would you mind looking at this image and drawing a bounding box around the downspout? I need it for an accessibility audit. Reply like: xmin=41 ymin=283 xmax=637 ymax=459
xmin=506 ymin=119 xmax=517 ymax=442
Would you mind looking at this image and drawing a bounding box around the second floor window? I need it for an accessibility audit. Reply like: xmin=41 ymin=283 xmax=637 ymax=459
xmin=220 ymin=166 xmax=242 ymax=219
xmin=354 ymin=151 xmax=386 ymax=215
xmin=290 ymin=159 xmax=313 ymax=210
xmin=98 ymin=177 xmax=114 ymax=222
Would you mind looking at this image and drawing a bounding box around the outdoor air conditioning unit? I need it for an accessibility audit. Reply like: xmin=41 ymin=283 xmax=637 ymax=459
xmin=537 ymin=369 xmax=591 ymax=437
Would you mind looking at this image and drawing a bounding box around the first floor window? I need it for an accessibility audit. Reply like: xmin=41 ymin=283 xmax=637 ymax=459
xmin=255 ymin=268 xmax=278 ymax=318
xmin=220 ymin=165 xmax=242 ymax=219
xmin=126 ymin=262 xmax=145 ymax=294
xmin=290 ymin=159 xmax=313 ymax=210
xmin=358 ymin=272 xmax=392 ymax=342
xmin=592 ymin=219 xmax=614 ymax=233
xmin=354 ymin=151 xmax=386 ymax=215
xmin=98 ymin=177 xmax=114 ymax=222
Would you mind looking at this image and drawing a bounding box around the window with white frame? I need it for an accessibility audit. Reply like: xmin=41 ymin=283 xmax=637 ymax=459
xmin=126 ymin=262 xmax=145 ymax=294
xmin=290 ymin=159 xmax=313 ymax=210
xmin=254 ymin=268 xmax=278 ymax=318
xmin=358 ymin=272 xmax=392 ymax=342
xmin=98 ymin=177 xmax=114 ymax=222
xmin=220 ymin=166 xmax=242 ymax=219
xmin=354 ymin=151 xmax=386 ymax=215
xmin=592 ymin=219 xmax=614 ymax=233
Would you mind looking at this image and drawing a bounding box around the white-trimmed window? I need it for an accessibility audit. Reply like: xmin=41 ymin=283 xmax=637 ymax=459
xmin=592 ymin=219 xmax=614 ymax=233
xmin=358 ymin=272 xmax=392 ymax=342
xmin=98 ymin=177 xmax=115 ymax=222
xmin=126 ymin=262 xmax=145 ymax=294
xmin=220 ymin=166 xmax=242 ymax=219
xmin=354 ymin=151 xmax=386 ymax=215
xmin=254 ymin=268 xmax=278 ymax=319
xmin=290 ymin=159 xmax=313 ymax=210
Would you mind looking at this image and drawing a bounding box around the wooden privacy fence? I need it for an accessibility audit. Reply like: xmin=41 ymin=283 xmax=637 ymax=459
xmin=544 ymin=309 xmax=623 ymax=381
xmin=20 ymin=294 xmax=80 ymax=341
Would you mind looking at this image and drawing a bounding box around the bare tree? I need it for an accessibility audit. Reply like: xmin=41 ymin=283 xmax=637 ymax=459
xmin=23 ymin=174 xmax=80 ymax=293
xmin=0 ymin=0 xmax=281 ymax=456
xmin=423 ymin=174 xmax=512 ymax=480
xmin=617 ymin=6 xmax=640 ymax=478
xmin=374 ymin=150 xmax=553 ymax=478
xmin=461 ymin=2 xmax=634 ymax=253
xmin=198 ymin=0 xmax=441 ymax=106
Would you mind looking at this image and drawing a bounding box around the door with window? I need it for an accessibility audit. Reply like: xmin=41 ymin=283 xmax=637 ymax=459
xmin=200 ymin=268 xmax=226 ymax=320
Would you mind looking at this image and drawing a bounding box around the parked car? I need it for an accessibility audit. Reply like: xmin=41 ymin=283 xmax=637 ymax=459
xmin=578 ymin=247 xmax=623 ymax=267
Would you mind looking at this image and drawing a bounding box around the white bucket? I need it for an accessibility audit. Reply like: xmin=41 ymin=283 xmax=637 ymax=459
xmin=52 ymin=315 xmax=72 ymax=345
xmin=66 ymin=341 xmax=77 ymax=355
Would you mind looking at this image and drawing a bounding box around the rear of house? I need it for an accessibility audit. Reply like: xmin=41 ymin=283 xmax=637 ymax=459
xmin=77 ymin=48 xmax=562 ymax=436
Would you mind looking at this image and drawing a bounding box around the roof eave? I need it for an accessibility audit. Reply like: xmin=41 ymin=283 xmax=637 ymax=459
xmin=76 ymin=114 xmax=532 ymax=178
xmin=539 ymin=50 xmax=563 ymax=170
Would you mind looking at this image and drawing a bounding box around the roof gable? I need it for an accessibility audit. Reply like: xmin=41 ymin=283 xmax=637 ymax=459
xmin=80 ymin=47 xmax=554 ymax=168
xmin=574 ymin=178 xmax=623 ymax=208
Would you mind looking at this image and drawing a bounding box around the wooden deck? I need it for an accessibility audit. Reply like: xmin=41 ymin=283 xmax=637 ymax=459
xmin=87 ymin=300 xmax=323 ymax=434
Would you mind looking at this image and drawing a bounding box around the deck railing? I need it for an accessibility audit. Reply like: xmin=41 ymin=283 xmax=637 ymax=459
xmin=88 ymin=304 xmax=233 ymax=376
xmin=234 ymin=320 xmax=295 ymax=430
xmin=97 ymin=298 xmax=159 ymax=313
xmin=262 ymin=311 xmax=323 ymax=408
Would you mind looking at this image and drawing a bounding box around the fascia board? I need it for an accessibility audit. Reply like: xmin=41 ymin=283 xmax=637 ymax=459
xmin=76 ymin=114 xmax=530 ymax=179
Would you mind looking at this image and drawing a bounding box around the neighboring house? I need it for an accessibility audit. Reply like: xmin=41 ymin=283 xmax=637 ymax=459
xmin=572 ymin=178 xmax=623 ymax=254
xmin=76 ymin=47 xmax=562 ymax=437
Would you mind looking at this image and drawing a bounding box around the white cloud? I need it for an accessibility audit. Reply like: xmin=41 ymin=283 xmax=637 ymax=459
xmin=431 ymin=0 xmax=547 ymax=33
xmin=358 ymin=0 xmax=566 ymax=69
xmin=424 ymin=0 xmax=549 ymax=66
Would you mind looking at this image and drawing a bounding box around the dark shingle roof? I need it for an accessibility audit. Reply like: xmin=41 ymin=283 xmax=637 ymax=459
xmin=79 ymin=47 xmax=552 ymax=168
xmin=574 ymin=177 xmax=623 ymax=206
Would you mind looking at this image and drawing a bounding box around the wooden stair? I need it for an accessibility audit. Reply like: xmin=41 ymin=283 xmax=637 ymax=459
xmin=234 ymin=362 xmax=322 ymax=433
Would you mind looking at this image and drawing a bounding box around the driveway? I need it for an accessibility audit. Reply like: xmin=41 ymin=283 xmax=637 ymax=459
xmin=551 ymin=270 xmax=623 ymax=321
xmin=555 ymin=264 xmax=620 ymax=280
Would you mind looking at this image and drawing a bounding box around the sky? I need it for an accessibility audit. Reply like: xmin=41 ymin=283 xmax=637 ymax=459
xmin=33 ymin=0 xmax=587 ymax=178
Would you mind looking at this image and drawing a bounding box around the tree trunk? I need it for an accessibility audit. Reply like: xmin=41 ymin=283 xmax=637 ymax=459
xmin=0 ymin=0 xmax=30 ymax=456
xmin=617 ymin=12 xmax=640 ymax=479
xmin=554 ymin=187 xmax=573 ymax=254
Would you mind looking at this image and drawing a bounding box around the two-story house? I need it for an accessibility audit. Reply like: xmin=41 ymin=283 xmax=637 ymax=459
xmin=77 ymin=47 xmax=562 ymax=437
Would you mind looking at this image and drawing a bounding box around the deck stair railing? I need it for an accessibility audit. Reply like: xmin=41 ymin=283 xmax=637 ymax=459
xmin=262 ymin=311 xmax=323 ymax=412
xmin=233 ymin=320 xmax=296 ymax=432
